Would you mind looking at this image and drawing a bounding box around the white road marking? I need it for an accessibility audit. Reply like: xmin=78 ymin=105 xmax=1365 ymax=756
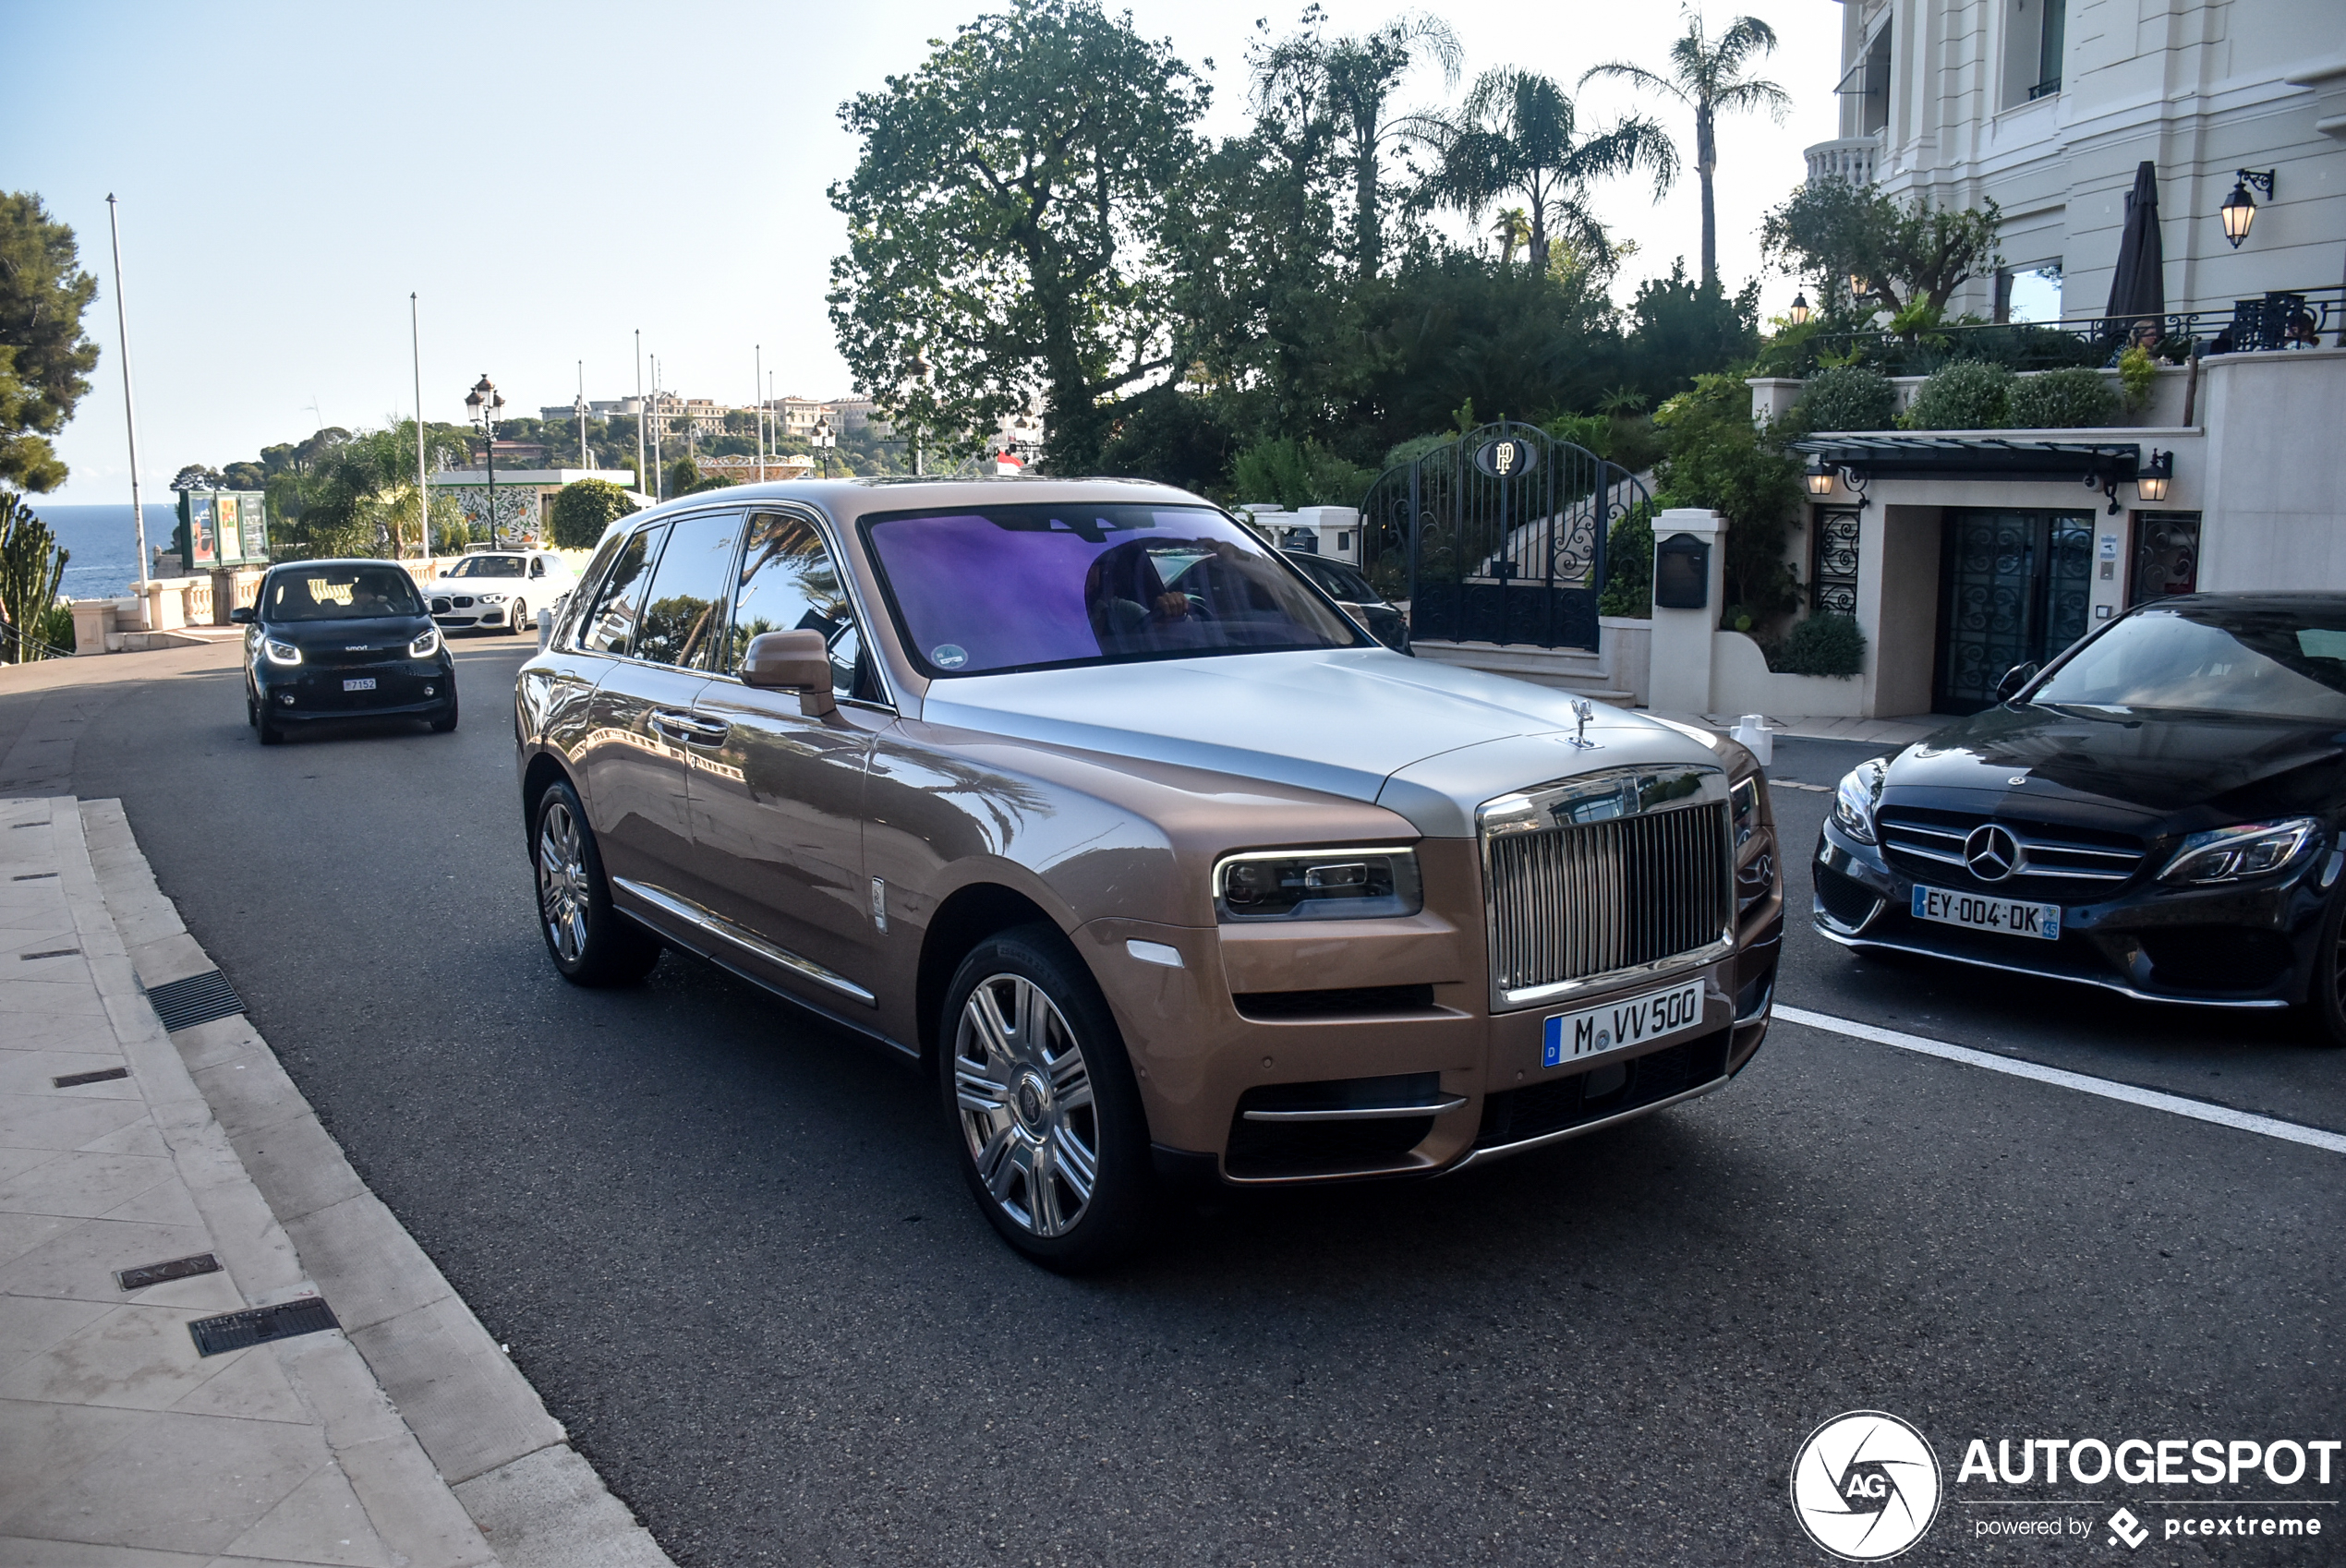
xmin=1771 ymin=779 xmax=1832 ymax=793
xmin=1773 ymin=1004 xmax=2346 ymax=1156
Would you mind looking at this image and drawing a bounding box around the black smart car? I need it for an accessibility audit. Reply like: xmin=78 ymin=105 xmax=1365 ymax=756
xmin=233 ymin=560 xmax=457 ymax=744
xmin=1814 ymin=593 xmax=2346 ymax=1043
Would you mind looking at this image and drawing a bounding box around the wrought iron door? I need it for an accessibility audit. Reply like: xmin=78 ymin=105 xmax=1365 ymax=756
xmin=1933 ymin=510 xmax=2092 ymax=713
xmin=1356 ymin=422 xmax=1646 ymax=652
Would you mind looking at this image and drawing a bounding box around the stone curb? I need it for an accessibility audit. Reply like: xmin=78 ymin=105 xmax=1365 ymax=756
xmin=77 ymin=797 xmax=676 ymax=1568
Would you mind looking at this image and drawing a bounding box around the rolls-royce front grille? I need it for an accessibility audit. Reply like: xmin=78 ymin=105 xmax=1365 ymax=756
xmin=1486 ymin=799 xmax=1734 ymax=1003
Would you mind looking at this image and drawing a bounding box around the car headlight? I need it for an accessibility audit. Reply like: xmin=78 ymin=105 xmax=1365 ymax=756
xmin=263 ymin=638 xmax=302 ymax=667
xmin=1732 ymin=775 xmax=1762 ymax=848
xmin=2159 ymin=818 xmax=2321 ymax=884
xmin=408 ymin=628 xmax=441 ymax=658
xmin=1214 ymin=847 xmax=1422 ymax=922
xmin=478 ymin=592 xmax=507 ymax=603
xmin=1832 ymin=758 xmax=1885 ymax=845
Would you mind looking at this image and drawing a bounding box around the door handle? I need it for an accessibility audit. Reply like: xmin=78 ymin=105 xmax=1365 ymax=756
xmin=651 ymin=709 xmax=729 ymax=744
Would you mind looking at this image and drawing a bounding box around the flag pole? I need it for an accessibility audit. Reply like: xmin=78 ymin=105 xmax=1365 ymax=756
xmin=413 ymin=294 xmax=430 ymax=561
xmin=105 ymin=196 xmax=150 ymax=600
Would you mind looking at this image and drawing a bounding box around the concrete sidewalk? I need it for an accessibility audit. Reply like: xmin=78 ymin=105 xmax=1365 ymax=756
xmin=0 ymin=797 xmax=670 ymax=1567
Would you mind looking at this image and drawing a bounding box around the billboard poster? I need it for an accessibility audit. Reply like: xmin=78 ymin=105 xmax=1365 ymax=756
xmin=188 ymin=495 xmax=217 ymax=566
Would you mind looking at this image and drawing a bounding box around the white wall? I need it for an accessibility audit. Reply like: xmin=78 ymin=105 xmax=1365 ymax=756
xmin=1825 ymin=0 xmax=2346 ymax=320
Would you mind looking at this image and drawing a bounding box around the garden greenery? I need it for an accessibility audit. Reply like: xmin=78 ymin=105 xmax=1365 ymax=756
xmin=1902 ymin=360 xmax=2013 ymax=430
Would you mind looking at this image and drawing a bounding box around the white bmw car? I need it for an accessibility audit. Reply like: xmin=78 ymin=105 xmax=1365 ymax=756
xmin=422 ymin=550 xmax=576 ymax=635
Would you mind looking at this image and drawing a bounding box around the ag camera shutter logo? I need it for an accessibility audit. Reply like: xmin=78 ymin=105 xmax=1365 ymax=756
xmin=1792 ymin=1411 xmax=1943 ymax=1561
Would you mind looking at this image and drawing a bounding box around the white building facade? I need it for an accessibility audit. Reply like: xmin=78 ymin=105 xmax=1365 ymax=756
xmin=1667 ymin=0 xmax=2346 ymax=723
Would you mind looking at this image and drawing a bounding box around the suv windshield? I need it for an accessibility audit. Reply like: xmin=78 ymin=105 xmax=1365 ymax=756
xmin=446 ymin=555 xmax=525 ymax=578
xmin=863 ymin=503 xmax=1358 ymax=676
xmin=2034 ymin=602 xmax=2346 ymax=720
xmin=263 ymin=566 xmax=422 ymax=621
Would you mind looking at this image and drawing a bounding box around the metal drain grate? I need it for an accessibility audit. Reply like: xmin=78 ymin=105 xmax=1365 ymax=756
xmin=188 ymin=1297 xmax=340 ymax=1357
xmin=22 ymin=947 xmax=80 ymax=960
xmin=119 ymin=1252 xmax=221 ymax=1291
xmin=147 ymin=970 xmax=244 ymax=1032
xmin=54 ymin=1067 xmax=129 ymax=1088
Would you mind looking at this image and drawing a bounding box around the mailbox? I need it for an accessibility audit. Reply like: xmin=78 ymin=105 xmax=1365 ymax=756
xmin=1653 ymin=532 xmax=1711 ymax=610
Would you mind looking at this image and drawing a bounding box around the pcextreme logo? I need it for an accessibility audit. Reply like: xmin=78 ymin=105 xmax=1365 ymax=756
xmin=1792 ymin=1411 xmax=1944 ymax=1562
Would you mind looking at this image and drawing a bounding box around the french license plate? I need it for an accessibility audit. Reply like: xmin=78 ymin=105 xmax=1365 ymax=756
xmin=342 ymin=678 xmax=377 ymax=692
xmin=1542 ymin=979 xmax=1706 ymax=1069
xmin=1910 ymin=885 xmax=2061 ymax=940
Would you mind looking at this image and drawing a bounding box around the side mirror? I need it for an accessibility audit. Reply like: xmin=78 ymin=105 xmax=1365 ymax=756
xmin=740 ymin=629 xmax=836 ymax=717
xmin=1995 ymin=661 xmax=2041 ymax=704
xmin=228 ymin=607 xmax=254 ymax=624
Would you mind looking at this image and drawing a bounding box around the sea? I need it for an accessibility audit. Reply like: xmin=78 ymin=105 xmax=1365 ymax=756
xmin=18 ymin=502 xmax=176 ymax=603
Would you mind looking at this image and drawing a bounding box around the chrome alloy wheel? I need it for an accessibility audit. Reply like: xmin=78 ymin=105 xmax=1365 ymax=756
xmin=537 ymin=800 xmax=591 ymax=964
xmin=952 ymin=974 xmax=1099 ymax=1237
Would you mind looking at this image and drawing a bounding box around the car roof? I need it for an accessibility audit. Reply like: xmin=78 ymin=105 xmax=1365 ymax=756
xmin=618 ymin=476 xmax=1212 ymax=531
xmin=265 ymin=559 xmax=410 ymax=572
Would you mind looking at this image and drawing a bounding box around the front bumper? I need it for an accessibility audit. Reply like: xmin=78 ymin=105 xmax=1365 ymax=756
xmin=433 ymin=602 xmax=513 ymax=629
xmin=1095 ymin=895 xmax=1781 ymax=1188
xmin=255 ymin=658 xmax=454 ymax=719
xmin=1811 ymin=817 xmax=2326 ymax=1009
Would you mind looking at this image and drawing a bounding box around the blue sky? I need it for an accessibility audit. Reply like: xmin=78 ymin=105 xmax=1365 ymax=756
xmin=10 ymin=0 xmax=1841 ymax=502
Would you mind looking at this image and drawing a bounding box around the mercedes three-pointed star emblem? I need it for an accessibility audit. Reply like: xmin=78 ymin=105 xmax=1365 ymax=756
xmin=1963 ymin=823 xmax=2023 ymax=882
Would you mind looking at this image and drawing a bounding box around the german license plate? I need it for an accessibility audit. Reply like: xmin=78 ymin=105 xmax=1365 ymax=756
xmin=1910 ymin=885 xmax=2061 ymax=940
xmin=1542 ymin=979 xmax=1706 ymax=1069
xmin=342 ymin=678 xmax=377 ymax=692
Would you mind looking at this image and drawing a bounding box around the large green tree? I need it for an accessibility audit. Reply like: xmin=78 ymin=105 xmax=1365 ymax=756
xmin=0 ymin=194 xmax=101 ymax=494
xmin=1580 ymin=11 xmax=1791 ymax=288
xmin=828 ymin=0 xmax=1207 ymax=472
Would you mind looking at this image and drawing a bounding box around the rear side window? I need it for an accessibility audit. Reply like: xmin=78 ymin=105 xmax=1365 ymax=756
xmin=580 ymin=525 xmax=667 ymax=657
xmin=634 ymin=513 xmax=743 ymax=669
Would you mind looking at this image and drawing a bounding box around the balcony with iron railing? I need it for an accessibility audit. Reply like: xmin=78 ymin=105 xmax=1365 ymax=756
xmin=1803 ymin=136 xmax=1881 ymax=185
xmin=1764 ymin=287 xmax=2345 ymax=380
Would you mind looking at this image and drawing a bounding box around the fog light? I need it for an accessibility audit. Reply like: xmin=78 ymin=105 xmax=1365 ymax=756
xmin=278 ymin=693 xmax=296 ymax=705
xmin=423 ymin=684 xmax=435 ymax=695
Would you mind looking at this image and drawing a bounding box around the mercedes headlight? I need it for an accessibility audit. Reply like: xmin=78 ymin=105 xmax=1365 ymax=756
xmin=407 ymin=627 xmax=441 ymax=658
xmin=2159 ymin=818 xmax=2321 ymax=884
xmin=263 ymin=638 xmax=302 ymax=667
xmin=1832 ymin=758 xmax=1885 ymax=845
xmin=1214 ymin=847 xmax=1422 ymax=922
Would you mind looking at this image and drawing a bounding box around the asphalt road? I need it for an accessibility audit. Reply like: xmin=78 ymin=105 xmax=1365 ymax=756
xmin=5 ymin=642 xmax=2340 ymax=1566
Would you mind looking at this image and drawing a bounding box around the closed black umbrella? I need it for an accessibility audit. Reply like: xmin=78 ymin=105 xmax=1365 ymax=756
xmin=2103 ymin=160 xmax=2165 ymax=340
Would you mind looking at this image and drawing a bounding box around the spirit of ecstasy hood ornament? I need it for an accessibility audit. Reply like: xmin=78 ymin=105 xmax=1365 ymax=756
xmin=1568 ymin=699 xmax=1598 ymax=749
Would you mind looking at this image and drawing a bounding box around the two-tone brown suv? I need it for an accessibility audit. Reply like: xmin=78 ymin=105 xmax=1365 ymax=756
xmin=515 ymin=478 xmax=1781 ymax=1267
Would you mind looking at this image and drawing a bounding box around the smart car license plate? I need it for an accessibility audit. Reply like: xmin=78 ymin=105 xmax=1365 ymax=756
xmin=1542 ymin=979 xmax=1706 ymax=1069
xmin=1910 ymin=885 xmax=2061 ymax=940
xmin=342 ymin=678 xmax=377 ymax=692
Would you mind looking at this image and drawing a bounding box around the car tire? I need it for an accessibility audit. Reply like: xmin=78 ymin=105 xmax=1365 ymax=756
xmin=246 ymin=691 xmax=257 ymax=729
xmin=531 ymin=780 xmax=661 ymax=986
xmin=939 ymin=923 xmax=1154 ymax=1271
xmin=429 ymin=688 xmax=459 ymax=733
xmin=2298 ymin=881 xmax=2346 ymax=1048
xmin=508 ymin=599 xmax=526 ymax=635
xmin=257 ymin=706 xmax=283 ymax=745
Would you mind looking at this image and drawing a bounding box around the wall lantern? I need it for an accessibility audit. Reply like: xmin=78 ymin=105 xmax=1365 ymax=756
xmin=1653 ymin=533 xmax=1711 ymax=610
xmin=2136 ymin=448 xmax=2173 ymax=502
xmin=1848 ymin=272 xmax=1870 ymax=301
xmin=1805 ymin=455 xmax=1836 ymax=495
xmin=1788 ymin=294 xmax=1811 ymax=326
xmin=2220 ymin=169 xmax=2274 ymax=248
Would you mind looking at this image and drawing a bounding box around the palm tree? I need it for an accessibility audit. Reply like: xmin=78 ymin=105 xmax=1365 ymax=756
xmin=1580 ymin=8 xmax=1791 ymax=287
xmin=1324 ymin=13 xmax=1461 ymax=277
xmin=1493 ymin=207 xmax=1531 ymax=266
xmin=1414 ymin=68 xmax=1677 ymax=275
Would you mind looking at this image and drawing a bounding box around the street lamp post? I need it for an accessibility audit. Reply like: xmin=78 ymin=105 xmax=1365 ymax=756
xmin=465 ymin=374 xmax=504 ymax=547
xmin=813 ymin=414 xmax=837 ymax=478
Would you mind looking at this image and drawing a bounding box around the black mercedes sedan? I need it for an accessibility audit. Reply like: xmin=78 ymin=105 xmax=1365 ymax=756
xmin=1814 ymin=594 xmax=2346 ymax=1044
xmin=233 ymin=560 xmax=458 ymax=744
xmin=1279 ymin=549 xmax=1412 ymax=654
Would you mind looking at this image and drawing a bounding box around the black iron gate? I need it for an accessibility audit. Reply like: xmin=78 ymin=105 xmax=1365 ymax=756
xmin=1357 ymin=421 xmax=1649 ymax=651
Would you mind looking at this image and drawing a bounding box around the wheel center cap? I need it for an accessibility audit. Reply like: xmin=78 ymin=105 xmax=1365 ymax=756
xmin=1013 ymin=1072 xmax=1049 ymax=1135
